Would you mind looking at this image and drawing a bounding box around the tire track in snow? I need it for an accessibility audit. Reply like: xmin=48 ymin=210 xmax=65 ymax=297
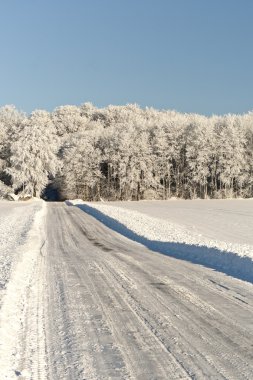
xmin=4 ymin=202 xmax=253 ymax=379
xmin=44 ymin=203 xmax=253 ymax=379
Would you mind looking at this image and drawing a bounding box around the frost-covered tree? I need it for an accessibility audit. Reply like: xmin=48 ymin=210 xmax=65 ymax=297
xmin=7 ymin=110 xmax=59 ymax=197
xmin=0 ymin=102 xmax=252 ymax=201
xmin=214 ymin=116 xmax=248 ymax=198
xmin=62 ymin=129 xmax=102 ymax=200
xmin=242 ymin=112 xmax=253 ymax=196
xmin=128 ymin=129 xmax=155 ymax=200
xmin=0 ymin=105 xmax=25 ymax=186
xmin=185 ymin=116 xmax=213 ymax=198
xmin=52 ymin=105 xmax=87 ymax=137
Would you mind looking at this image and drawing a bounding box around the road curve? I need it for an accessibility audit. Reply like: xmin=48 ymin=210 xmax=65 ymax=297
xmin=22 ymin=202 xmax=253 ymax=379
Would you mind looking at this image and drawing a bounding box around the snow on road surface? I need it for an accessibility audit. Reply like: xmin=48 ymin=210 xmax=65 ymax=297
xmin=46 ymin=203 xmax=253 ymax=379
xmin=72 ymin=199 xmax=253 ymax=283
xmin=1 ymin=201 xmax=253 ymax=379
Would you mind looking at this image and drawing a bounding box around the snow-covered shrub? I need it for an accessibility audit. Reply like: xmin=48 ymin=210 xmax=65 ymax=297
xmin=0 ymin=180 xmax=12 ymax=199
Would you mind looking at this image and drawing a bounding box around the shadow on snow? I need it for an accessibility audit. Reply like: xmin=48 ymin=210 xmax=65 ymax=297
xmin=71 ymin=202 xmax=253 ymax=285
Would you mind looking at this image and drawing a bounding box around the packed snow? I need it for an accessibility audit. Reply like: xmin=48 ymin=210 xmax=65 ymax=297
xmin=0 ymin=200 xmax=253 ymax=379
xmin=70 ymin=199 xmax=253 ymax=283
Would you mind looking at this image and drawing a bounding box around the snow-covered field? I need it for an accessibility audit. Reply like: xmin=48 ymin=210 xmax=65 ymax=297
xmin=71 ymin=199 xmax=253 ymax=283
xmin=103 ymin=199 xmax=253 ymax=246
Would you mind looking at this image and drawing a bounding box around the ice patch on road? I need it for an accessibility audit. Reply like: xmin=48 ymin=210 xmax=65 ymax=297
xmin=69 ymin=200 xmax=253 ymax=284
xmin=0 ymin=201 xmax=46 ymax=380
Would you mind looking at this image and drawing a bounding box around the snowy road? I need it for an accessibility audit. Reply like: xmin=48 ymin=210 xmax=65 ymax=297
xmin=14 ymin=202 xmax=253 ymax=380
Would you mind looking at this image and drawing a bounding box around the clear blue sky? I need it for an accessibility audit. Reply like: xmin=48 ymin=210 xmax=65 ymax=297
xmin=0 ymin=0 xmax=253 ymax=115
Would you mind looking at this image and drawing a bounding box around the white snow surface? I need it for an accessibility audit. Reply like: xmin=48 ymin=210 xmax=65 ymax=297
xmin=0 ymin=200 xmax=46 ymax=379
xmin=104 ymin=199 xmax=253 ymax=247
xmin=71 ymin=199 xmax=253 ymax=258
xmin=0 ymin=200 xmax=253 ymax=378
xmin=70 ymin=199 xmax=253 ymax=282
xmin=0 ymin=201 xmax=43 ymax=298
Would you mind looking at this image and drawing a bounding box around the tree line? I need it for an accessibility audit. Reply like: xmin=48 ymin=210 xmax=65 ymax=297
xmin=0 ymin=103 xmax=252 ymax=201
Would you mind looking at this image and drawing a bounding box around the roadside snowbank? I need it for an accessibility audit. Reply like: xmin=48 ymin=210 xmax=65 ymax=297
xmin=104 ymin=199 xmax=253 ymax=246
xmin=0 ymin=201 xmax=43 ymax=298
xmin=69 ymin=200 xmax=253 ymax=283
xmin=0 ymin=200 xmax=46 ymax=379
